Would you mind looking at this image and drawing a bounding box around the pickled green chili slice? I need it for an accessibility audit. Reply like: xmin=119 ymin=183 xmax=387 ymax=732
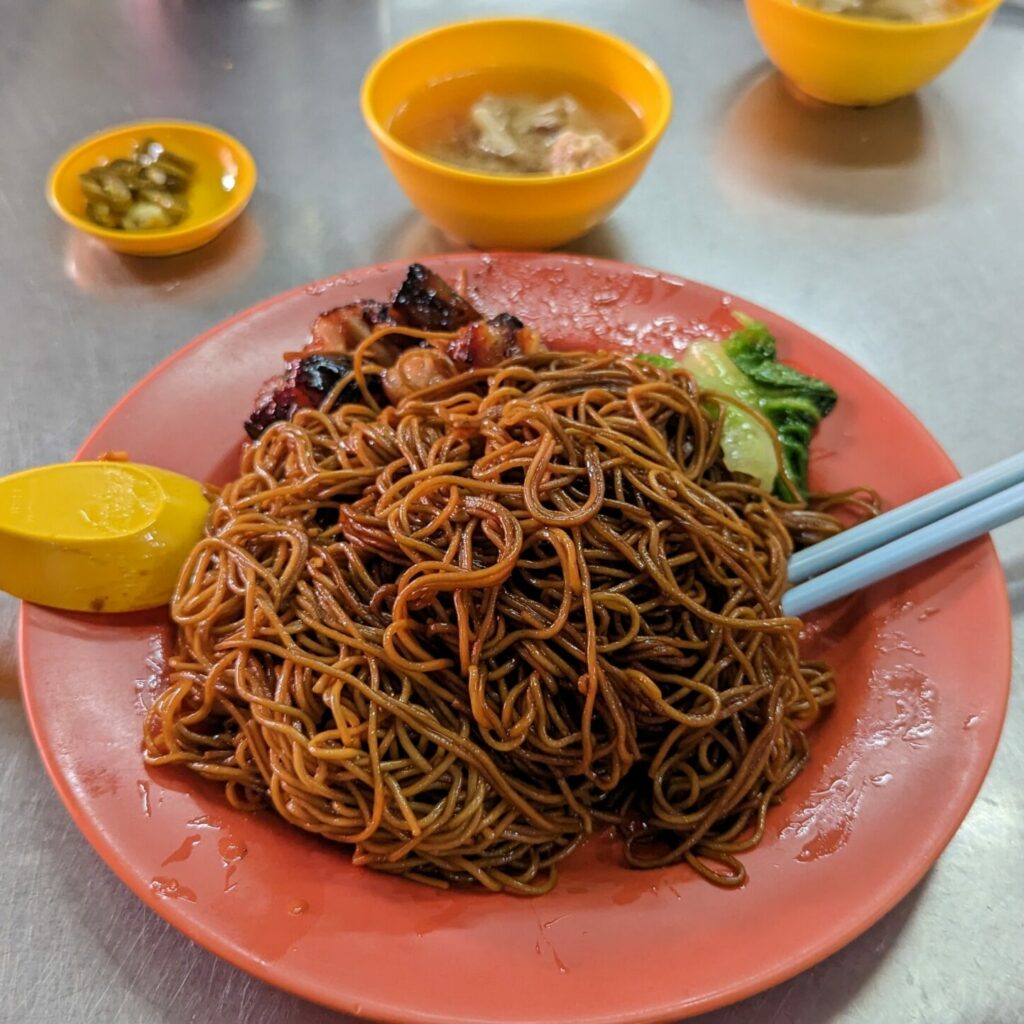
xmin=80 ymin=138 xmax=196 ymax=231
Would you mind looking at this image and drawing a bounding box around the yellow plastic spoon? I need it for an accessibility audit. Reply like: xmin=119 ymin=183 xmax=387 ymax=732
xmin=0 ymin=461 xmax=209 ymax=612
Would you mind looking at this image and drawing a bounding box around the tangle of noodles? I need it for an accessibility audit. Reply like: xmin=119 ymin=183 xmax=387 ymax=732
xmin=145 ymin=347 xmax=866 ymax=895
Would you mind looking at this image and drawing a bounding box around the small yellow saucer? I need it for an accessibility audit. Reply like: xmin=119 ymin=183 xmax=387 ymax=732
xmin=0 ymin=461 xmax=209 ymax=612
xmin=47 ymin=120 xmax=256 ymax=256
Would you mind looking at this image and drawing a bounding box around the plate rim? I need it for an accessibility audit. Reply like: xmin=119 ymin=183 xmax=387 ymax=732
xmin=18 ymin=252 xmax=1013 ymax=1023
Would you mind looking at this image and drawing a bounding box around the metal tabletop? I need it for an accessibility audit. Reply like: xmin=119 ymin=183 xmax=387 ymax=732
xmin=1 ymin=2 xmax=1022 ymax=1022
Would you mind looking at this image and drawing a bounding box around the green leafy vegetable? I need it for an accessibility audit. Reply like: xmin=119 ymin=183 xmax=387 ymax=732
xmin=635 ymin=352 xmax=678 ymax=370
xmin=676 ymin=340 xmax=779 ymax=493
xmin=723 ymin=316 xmax=835 ymax=499
xmin=638 ymin=316 xmax=837 ymax=499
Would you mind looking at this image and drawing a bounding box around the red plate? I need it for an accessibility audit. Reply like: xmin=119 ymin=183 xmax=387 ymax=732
xmin=20 ymin=255 xmax=1010 ymax=1023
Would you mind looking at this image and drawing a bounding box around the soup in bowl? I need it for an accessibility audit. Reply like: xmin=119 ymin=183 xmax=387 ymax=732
xmin=361 ymin=18 xmax=672 ymax=249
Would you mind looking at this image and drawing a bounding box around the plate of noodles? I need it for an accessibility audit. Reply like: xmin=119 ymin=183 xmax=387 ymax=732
xmin=20 ymin=254 xmax=1010 ymax=1023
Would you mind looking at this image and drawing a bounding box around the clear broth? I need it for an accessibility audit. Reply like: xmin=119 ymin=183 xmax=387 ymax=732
xmin=796 ymin=0 xmax=974 ymax=22
xmin=389 ymin=67 xmax=645 ymax=176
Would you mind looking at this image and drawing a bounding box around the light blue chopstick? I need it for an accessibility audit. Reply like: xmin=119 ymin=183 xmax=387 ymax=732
xmin=782 ymin=478 xmax=1024 ymax=618
xmin=788 ymin=450 xmax=1024 ymax=585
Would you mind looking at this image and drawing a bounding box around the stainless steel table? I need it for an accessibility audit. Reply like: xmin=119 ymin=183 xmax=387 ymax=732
xmin=1 ymin=2 xmax=1021 ymax=1022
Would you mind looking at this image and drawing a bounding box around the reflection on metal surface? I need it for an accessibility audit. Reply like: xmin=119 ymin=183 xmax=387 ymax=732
xmin=376 ymin=210 xmax=631 ymax=264
xmin=375 ymin=211 xmax=464 ymax=262
xmin=62 ymin=215 xmax=264 ymax=302
xmin=558 ymin=219 xmax=629 ymax=261
xmin=250 ymin=0 xmax=288 ymax=13
xmin=715 ymin=69 xmax=957 ymax=214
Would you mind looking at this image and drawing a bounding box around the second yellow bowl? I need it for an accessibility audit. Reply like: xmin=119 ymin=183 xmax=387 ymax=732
xmin=745 ymin=0 xmax=1003 ymax=107
xmin=361 ymin=18 xmax=672 ymax=250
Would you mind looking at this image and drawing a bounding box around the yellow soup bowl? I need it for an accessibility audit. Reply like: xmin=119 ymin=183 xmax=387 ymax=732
xmin=745 ymin=0 xmax=1003 ymax=106
xmin=47 ymin=120 xmax=256 ymax=256
xmin=0 ymin=461 xmax=210 ymax=612
xmin=361 ymin=17 xmax=672 ymax=250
